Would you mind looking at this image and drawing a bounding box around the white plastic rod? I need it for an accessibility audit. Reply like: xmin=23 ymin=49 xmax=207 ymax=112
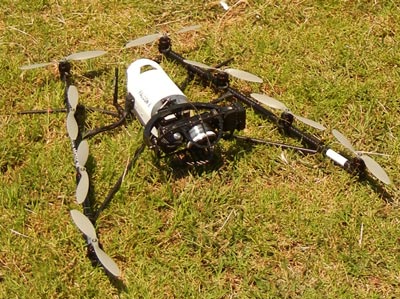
xmin=326 ymin=149 xmax=348 ymax=167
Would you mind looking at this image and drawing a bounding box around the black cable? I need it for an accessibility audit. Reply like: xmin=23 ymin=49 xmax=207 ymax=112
xmin=83 ymin=112 xmax=127 ymax=139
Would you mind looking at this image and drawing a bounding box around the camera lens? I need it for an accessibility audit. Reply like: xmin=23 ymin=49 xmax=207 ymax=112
xmin=188 ymin=123 xmax=216 ymax=146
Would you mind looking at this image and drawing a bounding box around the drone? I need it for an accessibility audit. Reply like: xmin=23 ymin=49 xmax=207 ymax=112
xmin=19 ymin=25 xmax=392 ymax=278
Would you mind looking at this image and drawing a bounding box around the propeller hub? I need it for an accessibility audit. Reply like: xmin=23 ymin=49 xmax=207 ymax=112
xmin=279 ymin=111 xmax=294 ymax=130
xmin=348 ymin=156 xmax=366 ymax=174
xmin=158 ymin=35 xmax=171 ymax=53
xmin=214 ymin=72 xmax=229 ymax=89
xmin=58 ymin=61 xmax=71 ymax=79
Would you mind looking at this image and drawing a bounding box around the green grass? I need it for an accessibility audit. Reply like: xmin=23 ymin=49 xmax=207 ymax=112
xmin=1 ymin=0 xmax=400 ymax=298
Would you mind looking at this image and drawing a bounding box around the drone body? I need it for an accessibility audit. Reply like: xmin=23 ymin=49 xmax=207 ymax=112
xmin=18 ymin=27 xmax=393 ymax=278
xmin=126 ymin=58 xmax=187 ymax=126
xmin=126 ymin=58 xmax=246 ymax=161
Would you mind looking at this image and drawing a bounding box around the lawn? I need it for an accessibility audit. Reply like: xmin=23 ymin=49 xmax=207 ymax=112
xmin=1 ymin=1 xmax=399 ymax=298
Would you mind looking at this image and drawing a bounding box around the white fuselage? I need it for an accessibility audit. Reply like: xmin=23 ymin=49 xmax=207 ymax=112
xmin=126 ymin=58 xmax=187 ymax=126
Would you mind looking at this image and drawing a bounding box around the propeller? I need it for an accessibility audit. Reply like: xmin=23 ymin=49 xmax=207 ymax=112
xmin=125 ymin=24 xmax=201 ymax=49
xmin=183 ymin=59 xmax=263 ymax=83
xmin=20 ymin=50 xmax=107 ymax=70
xmin=250 ymin=93 xmax=326 ymax=130
xmin=67 ymin=85 xmax=79 ymax=109
xmin=64 ymin=85 xmax=89 ymax=202
xmin=66 ymin=85 xmax=79 ymax=140
xmin=70 ymin=209 xmax=121 ymax=277
xmin=77 ymin=139 xmax=89 ymax=167
xmin=76 ymin=140 xmax=90 ymax=204
xmin=332 ymin=129 xmax=391 ymax=184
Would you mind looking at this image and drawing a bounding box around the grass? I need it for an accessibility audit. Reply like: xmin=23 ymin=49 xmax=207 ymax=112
xmin=1 ymin=0 xmax=400 ymax=298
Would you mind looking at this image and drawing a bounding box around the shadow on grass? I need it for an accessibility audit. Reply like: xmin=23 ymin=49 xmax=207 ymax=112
xmin=108 ymin=275 xmax=128 ymax=294
xmin=81 ymin=68 xmax=109 ymax=80
xmin=358 ymin=173 xmax=395 ymax=204
xmin=152 ymin=137 xmax=256 ymax=181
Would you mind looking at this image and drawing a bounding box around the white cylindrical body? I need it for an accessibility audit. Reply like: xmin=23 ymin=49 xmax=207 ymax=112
xmin=126 ymin=58 xmax=187 ymax=125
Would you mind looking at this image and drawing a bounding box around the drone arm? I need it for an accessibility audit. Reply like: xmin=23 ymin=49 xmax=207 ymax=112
xmin=161 ymin=49 xmax=280 ymax=123
xmin=162 ymin=49 xmax=214 ymax=82
xmin=18 ymin=106 xmax=119 ymax=117
xmin=162 ymin=48 xmax=379 ymax=181
xmin=232 ymin=134 xmax=365 ymax=178
xmin=94 ymin=143 xmax=146 ymax=221
xmin=227 ymin=87 xmax=326 ymax=150
xmin=285 ymin=123 xmax=325 ymax=151
xmin=324 ymin=148 xmax=369 ymax=177
xmin=161 ymin=48 xmax=325 ymax=151
xmin=228 ymin=87 xmax=278 ymax=123
xmin=231 ymin=134 xmax=317 ymax=155
xmin=18 ymin=108 xmax=68 ymax=115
